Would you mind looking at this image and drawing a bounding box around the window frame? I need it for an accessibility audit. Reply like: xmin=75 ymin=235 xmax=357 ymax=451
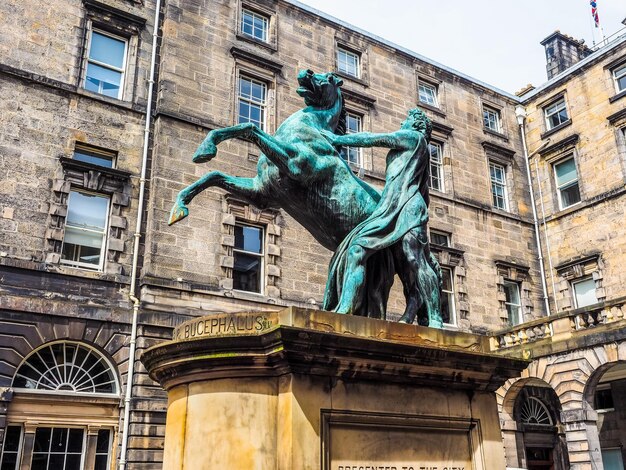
xmin=240 ymin=7 xmax=269 ymax=43
xmin=237 ymin=74 xmax=268 ymax=131
xmin=594 ymin=383 xmax=615 ymax=411
xmin=336 ymin=46 xmax=361 ymax=79
xmin=503 ymin=280 xmax=522 ymax=326
xmin=0 ymin=425 xmax=23 ymax=470
xmin=429 ymin=230 xmax=450 ymax=248
xmin=232 ymin=221 xmax=266 ymax=295
xmin=341 ymin=111 xmax=363 ymax=166
xmin=94 ymin=429 xmax=112 ymax=470
xmin=428 ymin=141 xmax=444 ymax=192
xmin=418 ymin=81 xmax=439 ymax=108
xmin=613 ymin=63 xmax=626 ymax=93
xmin=571 ymin=276 xmax=598 ymax=309
xmin=441 ymin=266 xmax=457 ymax=327
xmin=31 ymin=426 xmax=86 ymax=470
xmin=544 ymin=97 xmax=569 ymax=131
xmin=60 ymin=189 xmax=111 ymax=272
xmin=84 ymin=28 xmax=128 ymax=100
xmin=73 ymin=143 xmax=116 ymax=169
xmin=483 ymin=105 xmax=502 ymax=133
xmin=553 ymin=155 xmax=581 ymax=210
xmin=0 ymin=425 xmax=116 ymax=470
xmin=489 ymin=160 xmax=508 ymax=211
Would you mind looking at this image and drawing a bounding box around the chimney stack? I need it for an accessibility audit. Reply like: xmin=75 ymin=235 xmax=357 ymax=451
xmin=540 ymin=31 xmax=592 ymax=80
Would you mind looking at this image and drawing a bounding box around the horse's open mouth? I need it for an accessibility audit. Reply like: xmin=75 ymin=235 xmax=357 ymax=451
xmin=296 ymin=85 xmax=311 ymax=97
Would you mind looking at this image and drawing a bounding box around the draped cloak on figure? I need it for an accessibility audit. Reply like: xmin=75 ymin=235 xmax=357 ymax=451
xmin=323 ymin=132 xmax=431 ymax=316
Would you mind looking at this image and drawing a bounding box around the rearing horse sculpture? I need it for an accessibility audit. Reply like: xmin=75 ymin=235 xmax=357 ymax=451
xmin=169 ymin=69 xmax=436 ymax=325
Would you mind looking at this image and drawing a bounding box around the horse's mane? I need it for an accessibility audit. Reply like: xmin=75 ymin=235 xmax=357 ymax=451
xmin=334 ymin=94 xmax=347 ymax=136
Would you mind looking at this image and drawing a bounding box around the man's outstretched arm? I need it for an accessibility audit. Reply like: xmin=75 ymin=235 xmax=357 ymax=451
xmin=322 ymin=129 xmax=417 ymax=150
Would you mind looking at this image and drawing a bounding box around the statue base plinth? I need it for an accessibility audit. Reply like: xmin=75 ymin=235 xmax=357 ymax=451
xmin=142 ymin=307 xmax=528 ymax=470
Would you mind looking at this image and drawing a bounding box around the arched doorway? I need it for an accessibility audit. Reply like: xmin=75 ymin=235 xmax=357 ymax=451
xmin=513 ymin=384 xmax=569 ymax=470
xmin=0 ymin=341 xmax=121 ymax=470
xmin=585 ymin=362 xmax=626 ymax=470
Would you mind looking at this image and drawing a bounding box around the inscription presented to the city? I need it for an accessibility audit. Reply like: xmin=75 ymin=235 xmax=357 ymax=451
xmin=325 ymin=414 xmax=475 ymax=470
xmin=335 ymin=466 xmax=465 ymax=470
xmin=173 ymin=312 xmax=276 ymax=341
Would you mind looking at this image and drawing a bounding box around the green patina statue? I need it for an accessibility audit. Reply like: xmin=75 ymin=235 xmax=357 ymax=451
xmin=169 ymin=69 xmax=442 ymax=327
xmin=321 ymin=109 xmax=442 ymax=327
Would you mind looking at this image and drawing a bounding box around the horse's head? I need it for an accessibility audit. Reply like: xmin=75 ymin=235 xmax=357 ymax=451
xmin=296 ymin=69 xmax=343 ymax=108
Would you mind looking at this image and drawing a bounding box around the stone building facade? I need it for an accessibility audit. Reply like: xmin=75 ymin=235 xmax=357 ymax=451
xmin=0 ymin=0 xmax=624 ymax=469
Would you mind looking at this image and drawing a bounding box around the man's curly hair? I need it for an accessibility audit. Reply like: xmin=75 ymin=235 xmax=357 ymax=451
xmin=407 ymin=108 xmax=432 ymax=141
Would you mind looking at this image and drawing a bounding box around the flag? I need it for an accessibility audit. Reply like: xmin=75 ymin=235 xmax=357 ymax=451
xmin=590 ymin=0 xmax=600 ymax=28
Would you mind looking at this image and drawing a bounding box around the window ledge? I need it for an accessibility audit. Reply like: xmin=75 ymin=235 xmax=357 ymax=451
xmin=483 ymin=127 xmax=509 ymax=141
xmin=53 ymin=264 xmax=130 ymax=284
xmin=230 ymin=46 xmax=283 ymax=73
xmin=596 ymin=408 xmax=615 ymax=414
xmin=235 ymin=33 xmax=277 ymax=53
xmin=334 ymin=70 xmax=368 ymax=88
xmin=545 ymin=185 xmax=626 ymax=223
xmin=540 ymin=119 xmax=572 ymax=139
xmin=417 ymin=101 xmax=446 ymax=118
xmin=608 ymin=89 xmax=626 ymax=104
xmin=482 ymin=141 xmax=516 ymax=158
xmin=226 ymin=288 xmax=287 ymax=306
xmin=75 ymin=88 xmax=145 ymax=113
xmin=59 ymin=157 xmax=133 ymax=180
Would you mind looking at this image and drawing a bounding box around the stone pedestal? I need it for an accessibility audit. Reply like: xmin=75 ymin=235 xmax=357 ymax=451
xmin=142 ymin=307 xmax=528 ymax=470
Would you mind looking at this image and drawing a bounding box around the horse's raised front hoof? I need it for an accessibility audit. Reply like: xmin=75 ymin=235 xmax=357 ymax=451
xmin=192 ymin=140 xmax=218 ymax=163
xmin=168 ymin=203 xmax=189 ymax=225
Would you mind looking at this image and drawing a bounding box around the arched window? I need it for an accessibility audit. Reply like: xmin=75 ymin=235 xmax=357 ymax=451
xmin=520 ymin=396 xmax=553 ymax=425
xmin=1 ymin=342 xmax=120 ymax=470
xmin=12 ymin=342 xmax=119 ymax=395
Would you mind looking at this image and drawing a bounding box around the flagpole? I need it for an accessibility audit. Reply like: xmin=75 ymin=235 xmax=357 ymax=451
xmin=590 ymin=0 xmax=607 ymax=46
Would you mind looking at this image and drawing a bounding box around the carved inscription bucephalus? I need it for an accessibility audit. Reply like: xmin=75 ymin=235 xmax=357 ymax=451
xmin=173 ymin=312 xmax=276 ymax=341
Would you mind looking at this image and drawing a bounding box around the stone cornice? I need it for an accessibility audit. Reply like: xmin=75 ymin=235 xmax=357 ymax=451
xmin=481 ymin=141 xmax=516 ymax=158
xmin=538 ymin=134 xmax=579 ymax=158
xmin=142 ymin=307 xmax=528 ymax=392
xmin=229 ymin=46 xmax=284 ymax=73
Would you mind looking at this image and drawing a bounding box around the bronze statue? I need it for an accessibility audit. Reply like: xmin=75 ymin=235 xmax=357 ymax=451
xmin=169 ymin=69 xmax=441 ymax=326
xmin=321 ymin=109 xmax=442 ymax=327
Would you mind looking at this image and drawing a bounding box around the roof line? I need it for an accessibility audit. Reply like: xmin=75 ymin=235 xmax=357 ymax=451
xmin=286 ymin=0 xmax=521 ymax=101
xmin=521 ymin=33 xmax=626 ymax=101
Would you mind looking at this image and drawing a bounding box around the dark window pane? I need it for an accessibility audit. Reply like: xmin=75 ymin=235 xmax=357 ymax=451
xmin=3 ymin=426 xmax=21 ymax=452
xmin=30 ymin=454 xmax=47 ymax=470
xmin=48 ymin=454 xmax=64 ymax=469
xmin=65 ymin=454 xmax=82 ymax=470
xmin=67 ymin=429 xmax=83 ymax=453
xmin=441 ymin=292 xmax=452 ymax=324
xmin=95 ymin=455 xmax=109 ymax=470
xmin=430 ymin=233 xmax=449 ymax=247
xmin=34 ymin=428 xmax=52 ymax=453
xmin=51 ymin=428 xmax=67 ymax=451
xmin=96 ymin=430 xmax=110 ymax=453
xmin=595 ymin=387 xmax=614 ymax=409
xmin=0 ymin=453 xmax=17 ymax=470
xmin=560 ymin=183 xmax=581 ymax=207
xmin=233 ymin=253 xmax=261 ymax=292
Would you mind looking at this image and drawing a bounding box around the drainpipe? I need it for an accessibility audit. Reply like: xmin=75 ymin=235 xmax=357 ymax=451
xmin=515 ymin=105 xmax=553 ymax=316
xmin=119 ymin=0 xmax=161 ymax=468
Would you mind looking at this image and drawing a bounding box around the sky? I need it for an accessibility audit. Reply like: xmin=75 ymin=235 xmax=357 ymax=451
xmin=297 ymin=0 xmax=625 ymax=93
